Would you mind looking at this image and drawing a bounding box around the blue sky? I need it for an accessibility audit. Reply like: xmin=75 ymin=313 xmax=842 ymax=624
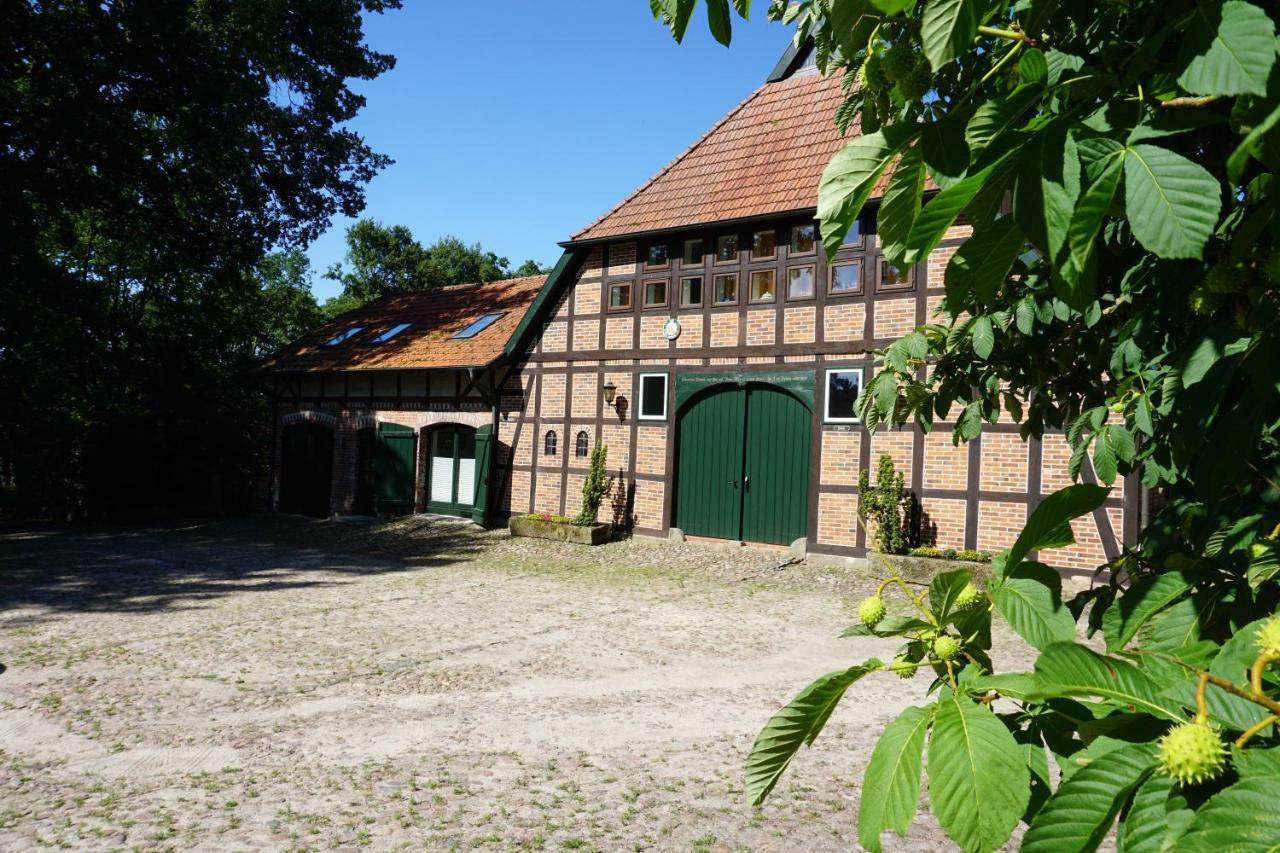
xmin=306 ymin=2 xmax=795 ymax=301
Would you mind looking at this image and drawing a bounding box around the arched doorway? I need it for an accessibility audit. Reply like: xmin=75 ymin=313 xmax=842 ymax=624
xmin=279 ymin=422 xmax=334 ymax=517
xmin=674 ymin=382 xmax=811 ymax=545
xmin=425 ymin=424 xmax=477 ymax=517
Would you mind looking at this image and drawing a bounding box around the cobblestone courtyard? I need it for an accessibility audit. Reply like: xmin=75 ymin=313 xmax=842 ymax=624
xmin=0 ymin=517 xmax=1023 ymax=851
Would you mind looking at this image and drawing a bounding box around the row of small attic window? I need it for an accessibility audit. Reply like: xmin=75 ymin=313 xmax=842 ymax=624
xmin=324 ymin=312 xmax=505 ymax=347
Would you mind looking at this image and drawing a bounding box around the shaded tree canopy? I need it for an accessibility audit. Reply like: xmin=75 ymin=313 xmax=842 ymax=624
xmin=320 ymin=219 xmax=551 ymax=316
xmin=0 ymin=0 xmax=400 ymax=518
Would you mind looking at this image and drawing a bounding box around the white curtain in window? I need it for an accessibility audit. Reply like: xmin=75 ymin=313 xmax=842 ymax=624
xmin=430 ymin=456 xmax=453 ymax=503
xmin=455 ymin=458 xmax=476 ymax=506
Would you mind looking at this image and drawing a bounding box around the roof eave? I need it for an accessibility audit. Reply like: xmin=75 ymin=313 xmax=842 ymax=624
xmin=560 ymin=206 xmax=822 ymax=249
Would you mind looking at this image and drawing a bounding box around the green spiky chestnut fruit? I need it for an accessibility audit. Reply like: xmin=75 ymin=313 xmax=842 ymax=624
xmin=896 ymin=60 xmax=931 ymax=101
xmin=889 ymin=657 xmax=918 ymax=679
xmin=1204 ymin=264 xmax=1241 ymax=294
xmin=932 ymin=635 xmax=961 ymax=661
xmin=1156 ymin=722 xmax=1227 ymax=786
xmin=1256 ymin=617 xmax=1280 ymax=658
xmin=881 ymin=41 xmax=915 ymax=83
xmin=859 ymin=595 xmax=887 ymax=629
xmin=955 ymin=583 xmax=984 ymax=611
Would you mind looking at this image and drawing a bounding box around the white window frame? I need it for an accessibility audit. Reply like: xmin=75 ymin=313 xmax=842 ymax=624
xmin=637 ymin=373 xmax=669 ymax=421
xmin=824 ymin=367 xmax=864 ymax=424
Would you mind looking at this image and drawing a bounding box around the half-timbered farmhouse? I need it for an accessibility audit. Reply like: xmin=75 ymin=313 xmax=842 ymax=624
xmin=262 ymin=44 xmax=1138 ymax=569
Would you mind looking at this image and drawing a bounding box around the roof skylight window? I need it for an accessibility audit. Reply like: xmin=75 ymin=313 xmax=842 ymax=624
xmin=325 ymin=326 xmax=363 ymax=346
xmin=372 ymin=323 xmax=411 ymax=343
xmin=450 ymin=312 xmax=505 ymax=340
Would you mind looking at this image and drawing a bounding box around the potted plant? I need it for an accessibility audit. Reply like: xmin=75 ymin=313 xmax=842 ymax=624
xmin=510 ymin=442 xmax=613 ymax=545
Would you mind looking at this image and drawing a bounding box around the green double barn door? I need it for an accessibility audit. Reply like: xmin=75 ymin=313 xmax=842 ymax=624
xmin=675 ymin=383 xmax=811 ymax=546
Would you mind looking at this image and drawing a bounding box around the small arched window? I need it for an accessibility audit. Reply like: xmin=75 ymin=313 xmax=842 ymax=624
xmin=544 ymin=430 xmax=557 ymax=456
xmin=575 ymin=431 xmax=589 ymax=458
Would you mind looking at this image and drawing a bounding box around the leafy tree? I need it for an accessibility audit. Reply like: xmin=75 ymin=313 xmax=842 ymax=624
xmin=1 ymin=1 xmax=398 ymax=518
xmin=513 ymin=258 xmax=552 ymax=277
xmin=323 ymin=219 xmax=432 ymax=303
xmin=322 ymin=222 xmax=523 ymax=310
xmin=655 ymin=0 xmax=1280 ymax=848
xmin=420 ymin=235 xmax=512 ymax=289
xmin=252 ymin=250 xmax=323 ymax=355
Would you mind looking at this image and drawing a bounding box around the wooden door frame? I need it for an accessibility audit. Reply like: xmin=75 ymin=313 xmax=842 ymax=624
xmin=423 ymin=423 xmax=478 ymax=517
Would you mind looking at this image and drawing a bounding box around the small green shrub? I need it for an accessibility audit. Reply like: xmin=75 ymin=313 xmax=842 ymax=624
xmin=575 ymin=442 xmax=612 ymax=525
xmin=955 ymin=549 xmax=992 ymax=563
xmin=908 ymin=545 xmax=942 ymax=558
xmin=857 ymin=453 xmax=907 ymax=554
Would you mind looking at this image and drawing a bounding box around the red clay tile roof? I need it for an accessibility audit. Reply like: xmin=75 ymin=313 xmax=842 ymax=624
xmin=259 ymin=275 xmax=546 ymax=373
xmin=571 ymin=68 xmax=851 ymax=242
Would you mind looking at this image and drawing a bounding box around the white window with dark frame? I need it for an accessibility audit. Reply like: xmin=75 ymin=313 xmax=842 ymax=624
xmin=749 ymin=269 xmax=776 ymax=302
xmin=646 ymin=243 xmax=669 ymax=268
xmin=544 ymin=430 xmax=557 ymax=456
xmin=751 ymin=229 xmax=776 ymax=259
xmin=824 ymin=368 xmax=864 ymax=424
xmin=643 ymin=279 xmax=668 ymax=308
xmin=716 ymin=234 xmax=739 ymax=263
xmin=791 ymin=224 xmax=816 ymax=254
xmin=682 ymin=238 xmax=704 ymax=265
xmin=879 ymin=258 xmax=914 ymax=290
xmin=637 ymin=373 xmax=668 ymax=421
xmin=680 ymin=275 xmax=703 ymax=307
xmin=787 ymin=266 xmax=815 ymax=300
xmin=830 ymin=259 xmax=862 ymax=294
xmin=575 ymin=430 xmax=589 ymax=458
xmin=713 ymin=273 xmax=738 ymax=305
xmin=842 ymin=218 xmax=863 ymax=247
xmin=608 ymin=282 xmax=632 ymax=309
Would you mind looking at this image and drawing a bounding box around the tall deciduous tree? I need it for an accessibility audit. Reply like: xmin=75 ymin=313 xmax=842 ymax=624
xmin=0 ymin=1 xmax=399 ymax=517
xmin=321 ymin=220 xmax=537 ymax=316
xmin=655 ymin=1 xmax=1280 ymax=848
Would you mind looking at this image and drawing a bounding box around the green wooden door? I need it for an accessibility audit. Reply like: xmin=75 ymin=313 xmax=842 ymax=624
xmin=376 ymin=423 xmax=416 ymax=516
xmin=675 ymin=382 xmax=812 ymax=545
xmin=279 ymin=422 xmax=333 ymax=517
xmin=675 ymin=385 xmax=746 ymax=540
xmin=471 ymin=424 xmax=494 ymax=526
xmin=742 ymin=384 xmax=811 ymax=545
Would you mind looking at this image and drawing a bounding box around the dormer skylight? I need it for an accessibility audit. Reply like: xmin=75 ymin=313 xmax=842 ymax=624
xmin=325 ymin=326 xmax=363 ymax=346
xmin=450 ymin=312 xmax=505 ymax=340
xmin=372 ymin=323 xmax=411 ymax=343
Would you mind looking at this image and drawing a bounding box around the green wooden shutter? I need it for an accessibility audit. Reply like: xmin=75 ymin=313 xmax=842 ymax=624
xmin=741 ymin=385 xmax=811 ymax=546
xmin=675 ymin=385 xmax=746 ymax=540
xmin=471 ymin=424 xmax=494 ymax=526
xmin=376 ymin=422 xmax=416 ymax=516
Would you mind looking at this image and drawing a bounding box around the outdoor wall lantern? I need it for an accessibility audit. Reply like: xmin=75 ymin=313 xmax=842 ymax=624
xmin=602 ymin=380 xmax=617 ymax=405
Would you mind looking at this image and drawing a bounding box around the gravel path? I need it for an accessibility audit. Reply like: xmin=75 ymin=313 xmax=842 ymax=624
xmin=0 ymin=516 xmax=1034 ymax=851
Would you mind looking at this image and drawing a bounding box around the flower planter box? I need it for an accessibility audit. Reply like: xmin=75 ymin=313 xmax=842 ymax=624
xmin=870 ymin=552 xmax=994 ymax=584
xmin=509 ymin=515 xmax=613 ymax=545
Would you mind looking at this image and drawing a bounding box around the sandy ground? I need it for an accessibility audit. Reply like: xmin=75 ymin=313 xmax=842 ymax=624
xmin=0 ymin=516 xmax=1036 ymax=851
